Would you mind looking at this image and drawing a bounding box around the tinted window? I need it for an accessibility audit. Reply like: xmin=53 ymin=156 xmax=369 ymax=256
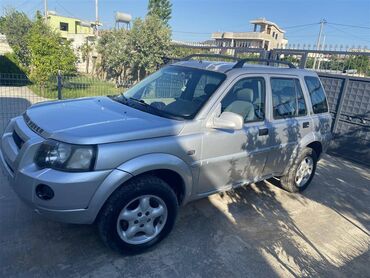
xmin=221 ymin=77 xmax=265 ymax=123
xmin=271 ymin=78 xmax=307 ymax=119
xmin=121 ymin=66 xmax=225 ymax=119
xmin=304 ymin=76 xmax=329 ymax=114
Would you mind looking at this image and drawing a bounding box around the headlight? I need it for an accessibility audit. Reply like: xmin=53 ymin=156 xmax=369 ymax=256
xmin=35 ymin=140 xmax=97 ymax=171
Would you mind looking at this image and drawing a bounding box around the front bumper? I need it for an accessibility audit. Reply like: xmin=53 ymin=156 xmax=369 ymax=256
xmin=0 ymin=117 xmax=132 ymax=224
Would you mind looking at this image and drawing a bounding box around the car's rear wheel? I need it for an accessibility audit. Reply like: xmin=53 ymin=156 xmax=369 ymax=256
xmin=97 ymin=175 xmax=178 ymax=254
xmin=280 ymin=147 xmax=317 ymax=193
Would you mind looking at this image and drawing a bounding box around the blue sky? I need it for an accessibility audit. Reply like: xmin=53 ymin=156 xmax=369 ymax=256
xmin=1 ymin=0 xmax=370 ymax=47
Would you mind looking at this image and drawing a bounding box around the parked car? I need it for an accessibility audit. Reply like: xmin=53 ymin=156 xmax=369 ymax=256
xmin=0 ymin=55 xmax=332 ymax=254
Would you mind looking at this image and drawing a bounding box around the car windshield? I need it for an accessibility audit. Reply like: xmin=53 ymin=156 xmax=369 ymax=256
xmin=115 ymin=65 xmax=226 ymax=120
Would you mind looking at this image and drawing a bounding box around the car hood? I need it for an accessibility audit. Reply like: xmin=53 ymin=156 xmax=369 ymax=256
xmin=24 ymin=97 xmax=185 ymax=144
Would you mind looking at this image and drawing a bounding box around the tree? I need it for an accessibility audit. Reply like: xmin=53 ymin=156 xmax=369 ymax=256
xmin=0 ymin=9 xmax=33 ymax=69
xmin=28 ymin=15 xmax=77 ymax=85
xmin=147 ymin=0 xmax=172 ymax=25
xmin=0 ymin=16 xmax=6 ymax=33
xmin=128 ymin=15 xmax=172 ymax=80
xmin=79 ymin=40 xmax=94 ymax=73
xmin=96 ymin=29 xmax=131 ymax=82
xmin=344 ymin=55 xmax=369 ymax=75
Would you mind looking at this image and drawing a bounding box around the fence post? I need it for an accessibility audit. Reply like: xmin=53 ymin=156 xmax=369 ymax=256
xmin=332 ymin=77 xmax=350 ymax=134
xmin=57 ymin=70 xmax=62 ymax=100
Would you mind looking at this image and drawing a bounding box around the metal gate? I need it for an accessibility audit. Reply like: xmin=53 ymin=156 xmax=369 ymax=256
xmin=319 ymin=73 xmax=370 ymax=166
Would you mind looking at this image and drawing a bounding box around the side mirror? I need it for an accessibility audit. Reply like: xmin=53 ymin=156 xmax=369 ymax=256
xmin=208 ymin=112 xmax=244 ymax=130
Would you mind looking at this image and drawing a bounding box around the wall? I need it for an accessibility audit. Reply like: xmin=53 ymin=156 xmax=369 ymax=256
xmin=47 ymin=15 xmax=93 ymax=37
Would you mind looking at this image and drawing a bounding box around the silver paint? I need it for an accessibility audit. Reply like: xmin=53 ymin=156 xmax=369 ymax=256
xmin=0 ymin=61 xmax=332 ymax=224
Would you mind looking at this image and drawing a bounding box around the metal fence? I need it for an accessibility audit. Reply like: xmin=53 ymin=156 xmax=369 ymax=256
xmin=0 ymin=73 xmax=130 ymax=133
xmin=318 ymin=73 xmax=370 ymax=165
xmin=0 ymin=47 xmax=369 ymax=166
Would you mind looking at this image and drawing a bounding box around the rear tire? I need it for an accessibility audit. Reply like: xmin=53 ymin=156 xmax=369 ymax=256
xmin=280 ymin=147 xmax=317 ymax=193
xmin=97 ymin=175 xmax=178 ymax=254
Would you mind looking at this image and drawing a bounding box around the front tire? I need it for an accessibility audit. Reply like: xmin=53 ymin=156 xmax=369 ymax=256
xmin=280 ymin=147 xmax=317 ymax=193
xmin=97 ymin=175 xmax=178 ymax=254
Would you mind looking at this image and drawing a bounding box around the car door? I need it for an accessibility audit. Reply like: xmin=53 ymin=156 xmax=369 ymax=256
xmin=263 ymin=75 xmax=312 ymax=176
xmin=197 ymin=75 xmax=271 ymax=195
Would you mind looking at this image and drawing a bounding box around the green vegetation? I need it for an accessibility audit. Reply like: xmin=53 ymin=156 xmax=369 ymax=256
xmin=0 ymin=9 xmax=32 ymax=70
xmin=97 ymin=15 xmax=171 ymax=82
xmin=171 ymin=46 xmax=212 ymax=59
xmin=97 ymin=29 xmax=130 ymax=82
xmin=28 ymin=14 xmax=77 ymax=85
xmin=148 ymin=0 xmax=172 ymax=25
xmin=78 ymin=40 xmax=94 ymax=74
xmin=29 ymin=75 xmax=122 ymax=99
xmin=129 ymin=15 xmax=172 ymax=79
xmin=0 ymin=11 xmax=77 ymax=85
xmin=0 ymin=52 xmax=26 ymax=74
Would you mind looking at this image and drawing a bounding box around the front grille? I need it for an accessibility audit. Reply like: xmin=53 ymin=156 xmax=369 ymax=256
xmin=12 ymin=130 xmax=24 ymax=149
xmin=23 ymin=113 xmax=44 ymax=135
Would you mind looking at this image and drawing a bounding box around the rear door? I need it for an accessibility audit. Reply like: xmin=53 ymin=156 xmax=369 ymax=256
xmin=303 ymin=76 xmax=332 ymax=149
xmin=264 ymin=75 xmax=312 ymax=176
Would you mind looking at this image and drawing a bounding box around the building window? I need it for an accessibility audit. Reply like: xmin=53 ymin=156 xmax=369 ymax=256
xmin=275 ymin=34 xmax=278 ymax=39
xmin=60 ymin=22 xmax=69 ymax=31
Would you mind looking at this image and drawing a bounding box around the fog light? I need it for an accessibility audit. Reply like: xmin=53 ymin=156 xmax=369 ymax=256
xmin=35 ymin=184 xmax=54 ymax=200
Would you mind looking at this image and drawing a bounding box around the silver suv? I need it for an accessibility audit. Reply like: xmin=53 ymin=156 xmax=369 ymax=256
xmin=0 ymin=56 xmax=332 ymax=253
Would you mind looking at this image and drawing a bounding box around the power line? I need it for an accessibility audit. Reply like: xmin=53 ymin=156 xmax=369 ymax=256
xmin=327 ymin=22 xmax=370 ymax=30
xmin=12 ymin=0 xmax=32 ymax=11
xmin=327 ymin=24 xmax=370 ymax=43
xmin=283 ymin=22 xmax=320 ymax=29
xmin=172 ymin=22 xmax=322 ymax=35
xmin=55 ymin=0 xmax=77 ymax=18
xmin=172 ymin=30 xmax=211 ymax=35
xmin=24 ymin=0 xmax=43 ymax=16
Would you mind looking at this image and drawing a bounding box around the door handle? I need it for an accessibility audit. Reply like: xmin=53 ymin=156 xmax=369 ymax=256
xmin=303 ymin=122 xmax=310 ymax=128
xmin=258 ymin=128 xmax=269 ymax=136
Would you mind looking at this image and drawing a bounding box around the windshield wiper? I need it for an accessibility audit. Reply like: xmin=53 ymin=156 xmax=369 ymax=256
xmin=129 ymin=97 xmax=147 ymax=105
xmin=109 ymin=94 xmax=129 ymax=105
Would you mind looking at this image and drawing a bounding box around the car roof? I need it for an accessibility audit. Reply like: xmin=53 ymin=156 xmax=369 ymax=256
xmin=172 ymin=60 xmax=318 ymax=77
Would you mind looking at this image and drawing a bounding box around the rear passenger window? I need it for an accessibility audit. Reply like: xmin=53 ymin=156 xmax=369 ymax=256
xmin=304 ymin=76 xmax=329 ymax=114
xmin=271 ymin=78 xmax=307 ymax=119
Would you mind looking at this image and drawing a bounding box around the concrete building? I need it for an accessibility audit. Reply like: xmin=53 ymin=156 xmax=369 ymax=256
xmin=47 ymin=11 xmax=95 ymax=37
xmin=46 ymin=12 xmax=98 ymax=73
xmin=212 ymin=18 xmax=288 ymax=50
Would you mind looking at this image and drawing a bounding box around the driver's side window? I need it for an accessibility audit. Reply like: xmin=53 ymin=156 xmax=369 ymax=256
xmin=221 ymin=77 xmax=266 ymax=123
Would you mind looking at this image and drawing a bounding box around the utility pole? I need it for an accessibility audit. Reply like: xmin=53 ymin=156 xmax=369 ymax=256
xmin=313 ymin=19 xmax=326 ymax=70
xmin=44 ymin=0 xmax=48 ymax=22
xmin=317 ymin=35 xmax=326 ymax=70
xmin=95 ymin=0 xmax=99 ymax=36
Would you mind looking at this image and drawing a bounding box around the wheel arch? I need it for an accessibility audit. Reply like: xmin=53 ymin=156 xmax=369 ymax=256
xmin=282 ymin=134 xmax=322 ymax=176
xmin=87 ymin=153 xmax=193 ymax=223
xmin=116 ymin=153 xmax=193 ymax=205
xmin=306 ymin=141 xmax=323 ymax=159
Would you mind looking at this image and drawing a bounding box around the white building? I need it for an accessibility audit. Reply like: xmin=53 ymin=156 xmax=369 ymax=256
xmin=212 ymin=18 xmax=288 ymax=50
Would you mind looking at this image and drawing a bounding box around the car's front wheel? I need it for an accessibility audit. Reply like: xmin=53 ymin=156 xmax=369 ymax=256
xmin=97 ymin=175 xmax=178 ymax=254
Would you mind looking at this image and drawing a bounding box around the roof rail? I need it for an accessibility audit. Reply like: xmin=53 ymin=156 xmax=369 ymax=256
xmin=183 ymin=53 xmax=240 ymax=62
xmin=233 ymin=58 xmax=296 ymax=69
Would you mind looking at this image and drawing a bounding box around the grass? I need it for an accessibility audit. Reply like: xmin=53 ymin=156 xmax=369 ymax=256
xmin=29 ymin=75 xmax=123 ymax=99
